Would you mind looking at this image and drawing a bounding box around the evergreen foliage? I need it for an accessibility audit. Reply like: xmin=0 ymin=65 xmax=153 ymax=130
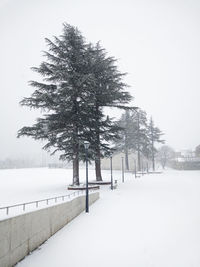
xmin=147 ymin=117 xmax=165 ymax=170
xmin=114 ymin=110 xmax=136 ymax=170
xmin=114 ymin=109 xmax=148 ymax=170
xmin=81 ymin=43 xmax=132 ymax=180
xmin=18 ymin=23 xmax=132 ymax=184
xmin=114 ymin=110 xmax=165 ymax=172
xmin=18 ymin=24 xmax=91 ymax=185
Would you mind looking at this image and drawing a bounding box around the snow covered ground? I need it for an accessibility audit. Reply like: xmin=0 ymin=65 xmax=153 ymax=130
xmin=0 ymin=167 xmax=115 ymax=219
xmin=1 ymin=168 xmax=200 ymax=266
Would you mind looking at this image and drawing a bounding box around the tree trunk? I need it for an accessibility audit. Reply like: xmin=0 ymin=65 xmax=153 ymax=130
xmin=150 ymin=118 xmax=155 ymax=172
xmin=152 ymin=140 xmax=155 ymax=171
xmin=124 ymin=111 xmax=129 ymax=170
xmin=152 ymin=153 xmax=155 ymax=171
xmin=73 ymin=143 xmax=79 ymax=185
xmin=94 ymin=102 xmax=103 ymax=181
xmin=137 ymin=112 xmax=141 ymax=171
xmin=95 ymin=158 xmax=102 ymax=181
xmin=72 ymin=100 xmax=80 ymax=185
xmin=125 ymin=148 xmax=129 ymax=170
xmin=146 ymin=161 xmax=149 ymax=173
xmin=95 ymin=143 xmax=102 ymax=181
xmin=137 ymin=149 xmax=141 ymax=172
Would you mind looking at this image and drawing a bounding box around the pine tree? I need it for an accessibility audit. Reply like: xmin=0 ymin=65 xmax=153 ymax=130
xmin=18 ymin=24 xmax=94 ymax=185
xmin=83 ymin=43 xmax=132 ymax=180
xmin=114 ymin=110 xmax=136 ymax=170
xmin=114 ymin=109 xmax=148 ymax=171
xmin=131 ymin=109 xmax=149 ymax=171
xmin=148 ymin=117 xmax=165 ymax=171
xmin=18 ymin=23 xmax=132 ymax=184
xmin=115 ymin=111 xmax=164 ymax=172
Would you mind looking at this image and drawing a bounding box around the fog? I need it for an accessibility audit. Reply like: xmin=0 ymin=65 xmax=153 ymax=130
xmin=0 ymin=0 xmax=200 ymax=160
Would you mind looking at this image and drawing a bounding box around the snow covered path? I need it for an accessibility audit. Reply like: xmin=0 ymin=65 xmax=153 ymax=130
xmin=16 ymin=169 xmax=200 ymax=267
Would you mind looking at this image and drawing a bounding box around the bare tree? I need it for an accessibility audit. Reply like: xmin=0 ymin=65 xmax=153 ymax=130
xmin=157 ymin=145 xmax=175 ymax=169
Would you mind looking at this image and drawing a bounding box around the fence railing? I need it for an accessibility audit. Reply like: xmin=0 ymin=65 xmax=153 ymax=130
xmin=0 ymin=189 xmax=97 ymax=216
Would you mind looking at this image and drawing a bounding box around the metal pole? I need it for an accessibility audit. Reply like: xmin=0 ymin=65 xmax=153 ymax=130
xmin=85 ymin=148 xmax=89 ymax=213
xmin=122 ymin=157 xmax=124 ymax=183
xmin=110 ymin=156 xmax=113 ymax=190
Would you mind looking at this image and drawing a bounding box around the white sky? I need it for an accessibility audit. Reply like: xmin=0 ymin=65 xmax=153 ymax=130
xmin=0 ymin=0 xmax=200 ymax=159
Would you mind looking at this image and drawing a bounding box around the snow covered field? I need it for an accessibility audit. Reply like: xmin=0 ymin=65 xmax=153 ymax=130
xmin=1 ymin=168 xmax=200 ymax=266
xmin=0 ymin=168 xmax=115 ymax=219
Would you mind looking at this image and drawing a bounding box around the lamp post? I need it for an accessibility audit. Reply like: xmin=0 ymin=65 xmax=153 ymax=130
xmin=84 ymin=141 xmax=90 ymax=213
xmin=110 ymin=154 xmax=113 ymax=190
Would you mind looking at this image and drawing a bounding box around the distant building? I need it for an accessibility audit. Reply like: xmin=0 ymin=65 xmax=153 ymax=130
xmin=175 ymin=149 xmax=200 ymax=162
xmin=171 ymin=149 xmax=200 ymax=170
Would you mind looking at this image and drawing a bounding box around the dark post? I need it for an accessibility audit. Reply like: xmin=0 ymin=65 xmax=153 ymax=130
xmin=84 ymin=141 xmax=90 ymax=213
xmin=122 ymin=157 xmax=124 ymax=183
xmin=110 ymin=155 xmax=113 ymax=190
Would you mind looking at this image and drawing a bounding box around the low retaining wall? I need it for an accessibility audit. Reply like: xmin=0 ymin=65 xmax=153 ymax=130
xmin=0 ymin=192 xmax=99 ymax=267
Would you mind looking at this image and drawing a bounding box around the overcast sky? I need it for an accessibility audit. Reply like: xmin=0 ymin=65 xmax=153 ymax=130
xmin=0 ymin=0 xmax=200 ymax=159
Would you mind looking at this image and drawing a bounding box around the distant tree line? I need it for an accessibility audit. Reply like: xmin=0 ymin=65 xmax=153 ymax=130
xmin=114 ymin=109 xmax=165 ymax=171
xmin=0 ymin=158 xmax=42 ymax=169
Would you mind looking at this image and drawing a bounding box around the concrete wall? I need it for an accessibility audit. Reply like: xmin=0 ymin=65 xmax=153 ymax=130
xmin=0 ymin=192 xmax=99 ymax=267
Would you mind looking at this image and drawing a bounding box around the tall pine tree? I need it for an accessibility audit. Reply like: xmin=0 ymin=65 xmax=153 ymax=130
xmin=83 ymin=43 xmax=132 ymax=180
xmin=18 ymin=24 xmax=94 ymax=185
xmin=18 ymin=23 xmax=132 ymax=184
xmin=114 ymin=110 xmax=137 ymax=170
xmin=114 ymin=109 xmax=148 ymax=171
xmin=148 ymin=117 xmax=165 ymax=171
